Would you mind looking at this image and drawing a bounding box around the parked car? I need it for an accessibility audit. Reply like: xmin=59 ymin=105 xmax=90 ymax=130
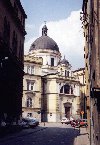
xmin=18 ymin=120 xmax=29 ymax=128
xmin=61 ymin=117 xmax=70 ymax=124
xmin=22 ymin=118 xmax=37 ymax=128
xmin=27 ymin=117 xmax=39 ymax=126
xmin=69 ymin=117 xmax=74 ymax=121
xmin=70 ymin=119 xmax=80 ymax=128
xmin=33 ymin=118 xmax=39 ymax=126
xmin=80 ymin=119 xmax=88 ymax=127
xmin=0 ymin=121 xmax=6 ymax=127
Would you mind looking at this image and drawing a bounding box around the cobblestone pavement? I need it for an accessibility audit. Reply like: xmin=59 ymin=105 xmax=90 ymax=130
xmin=0 ymin=123 xmax=90 ymax=145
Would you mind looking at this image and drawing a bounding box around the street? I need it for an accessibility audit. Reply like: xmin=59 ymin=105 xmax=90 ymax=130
xmin=0 ymin=123 xmax=80 ymax=145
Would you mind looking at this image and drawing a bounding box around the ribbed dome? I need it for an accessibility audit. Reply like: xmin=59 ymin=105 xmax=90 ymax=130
xmin=29 ymin=24 xmax=59 ymax=52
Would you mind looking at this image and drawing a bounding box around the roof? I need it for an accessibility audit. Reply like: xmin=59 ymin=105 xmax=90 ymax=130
xmin=73 ymin=67 xmax=85 ymax=73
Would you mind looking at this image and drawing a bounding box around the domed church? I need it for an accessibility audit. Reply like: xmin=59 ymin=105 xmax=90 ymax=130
xmin=23 ymin=24 xmax=82 ymax=122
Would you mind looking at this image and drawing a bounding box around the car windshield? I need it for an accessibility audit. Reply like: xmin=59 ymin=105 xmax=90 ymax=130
xmin=30 ymin=119 xmax=35 ymax=122
xmin=23 ymin=118 xmax=35 ymax=122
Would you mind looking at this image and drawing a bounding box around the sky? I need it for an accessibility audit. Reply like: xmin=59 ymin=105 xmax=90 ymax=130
xmin=20 ymin=0 xmax=84 ymax=70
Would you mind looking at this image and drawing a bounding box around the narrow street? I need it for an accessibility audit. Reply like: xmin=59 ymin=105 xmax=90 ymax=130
xmin=0 ymin=123 xmax=80 ymax=145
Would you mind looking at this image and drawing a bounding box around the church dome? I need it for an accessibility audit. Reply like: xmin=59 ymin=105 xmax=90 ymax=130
xmin=29 ymin=24 xmax=59 ymax=52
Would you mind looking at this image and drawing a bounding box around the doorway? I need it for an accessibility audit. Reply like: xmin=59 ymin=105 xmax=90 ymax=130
xmin=64 ymin=102 xmax=72 ymax=118
xmin=65 ymin=107 xmax=70 ymax=118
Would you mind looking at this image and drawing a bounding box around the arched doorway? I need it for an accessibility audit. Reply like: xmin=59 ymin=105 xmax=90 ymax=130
xmin=64 ymin=102 xmax=72 ymax=118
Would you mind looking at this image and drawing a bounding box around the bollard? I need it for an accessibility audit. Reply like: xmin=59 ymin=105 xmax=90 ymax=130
xmin=44 ymin=122 xmax=45 ymax=126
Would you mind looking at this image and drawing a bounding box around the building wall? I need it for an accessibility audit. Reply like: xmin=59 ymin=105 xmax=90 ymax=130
xmin=73 ymin=68 xmax=86 ymax=118
xmin=41 ymin=74 xmax=81 ymax=122
xmin=0 ymin=0 xmax=26 ymax=125
xmin=82 ymin=0 xmax=100 ymax=144
xmin=0 ymin=0 xmax=26 ymax=60
xmin=29 ymin=49 xmax=61 ymax=67
xmin=23 ymin=56 xmax=42 ymax=121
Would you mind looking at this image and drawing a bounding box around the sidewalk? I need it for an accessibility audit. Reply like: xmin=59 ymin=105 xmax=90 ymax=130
xmin=74 ymin=127 xmax=90 ymax=145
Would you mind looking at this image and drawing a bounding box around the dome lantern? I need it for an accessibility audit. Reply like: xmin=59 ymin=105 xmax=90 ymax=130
xmin=42 ymin=22 xmax=48 ymax=36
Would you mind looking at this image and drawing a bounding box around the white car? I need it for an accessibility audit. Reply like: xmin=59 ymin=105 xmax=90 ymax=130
xmin=61 ymin=117 xmax=70 ymax=124
xmin=22 ymin=118 xmax=36 ymax=128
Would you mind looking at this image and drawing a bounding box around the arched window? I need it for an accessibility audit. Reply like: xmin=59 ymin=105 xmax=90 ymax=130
xmin=64 ymin=84 xmax=70 ymax=94
xmin=26 ymin=97 xmax=32 ymax=107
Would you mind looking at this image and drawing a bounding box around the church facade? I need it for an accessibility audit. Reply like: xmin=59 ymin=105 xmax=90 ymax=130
xmin=23 ymin=24 xmax=82 ymax=122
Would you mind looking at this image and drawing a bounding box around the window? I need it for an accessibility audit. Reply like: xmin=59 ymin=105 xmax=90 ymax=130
xmin=27 ymin=66 xmax=34 ymax=74
xmin=14 ymin=2 xmax=18 ymax=16
xmin=12 ymin=31 xmax=17 ymax=54
xmin=71 ymin=87 xmax=73 ymax=94
xmin=30 ymin=82 xmax=34 ymax=90
xmin=19 ymin=41 xmax=23 ymax=61
xmin=27 ymin=81 xmax=34 ymax=91
xmin=27 ymin=66 xmax=31 ymax=74
xmin=3 ymin=17 xmax=7 ymax=39
xmin=65 ymin=70 xmax=67 ymax=77
xmin=51 ymin=58 xmax=54 ymax=66
xmin=67 ymin=71 xmax=69 ymax=77
xmin=65 ymin=70 xmax=69 ymax=77
xmin=60 ymin=86 xmax=63 ymax=93
xmin=3 ymin=17 xmax=10 ymax=46
xmin=27 ymin=97 xmax=32 ymax=107
xmin=31 ymin=66 xmax=34 ymax=74
xmin=64 ymin=84 xmax=70 ymax=94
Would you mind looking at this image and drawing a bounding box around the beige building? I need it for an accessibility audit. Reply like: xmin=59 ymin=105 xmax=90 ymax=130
xmin=82 ymin=0 xmax=100 ymax=144
xmin=23 ymin=24 xmax=84 ymax=122
xmin=23 ymin=55 xmax=42 ymax=120
xmin=73 ymin=68 xmax=86 ymax=119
